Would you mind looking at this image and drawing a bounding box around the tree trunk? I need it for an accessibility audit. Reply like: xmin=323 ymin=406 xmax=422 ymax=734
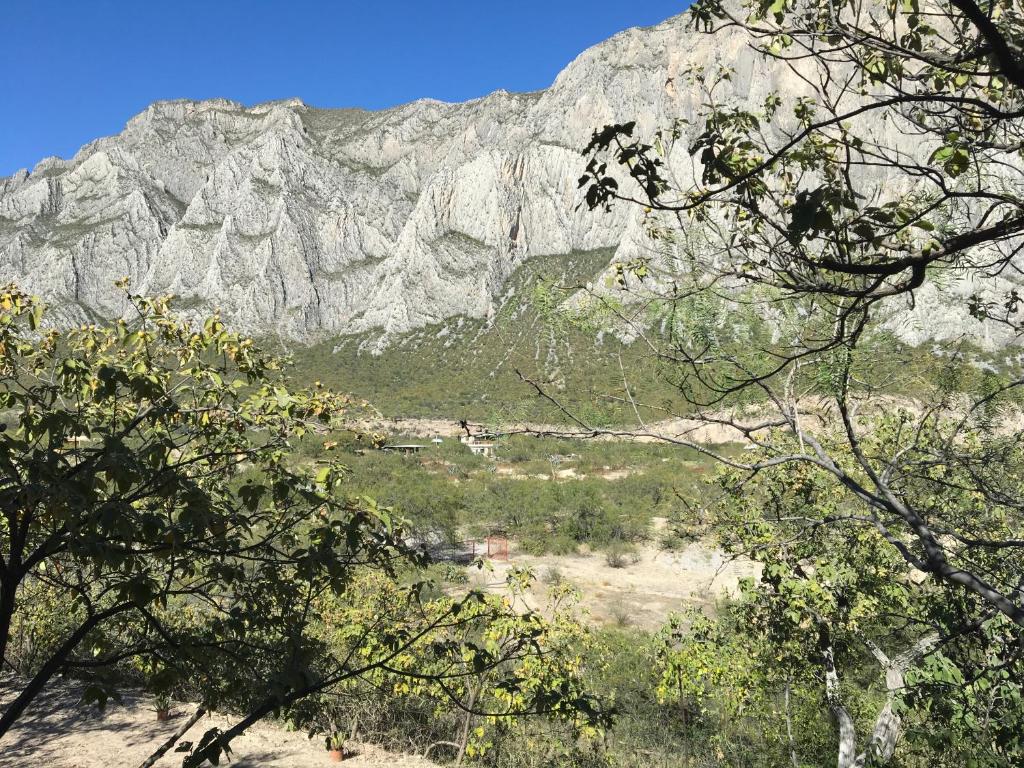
xmin=785 ymin=677 xmax=799 ymax=768
xmin=0 ymin=576 xmax=19 ymax=671
xmin=821 ymin=640 xmax=858 ymax=768
xmin=858 ymin=633 xmax=939 ymax=765
xmin=0 ymin=603 xmax=130 ymax=737
xmin=819 ymin=626 xmax=940 ymax=768
xmin=455 ymin=680 xmax=482 ymax=766
xmin=137 ymin=707 xmax=207 ymax=768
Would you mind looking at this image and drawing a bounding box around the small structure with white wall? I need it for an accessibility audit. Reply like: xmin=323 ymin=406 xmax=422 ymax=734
xmin=460 ymin=434 xmax=496 ymax=459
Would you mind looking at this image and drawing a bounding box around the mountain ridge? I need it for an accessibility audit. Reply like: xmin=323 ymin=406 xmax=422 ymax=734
xmin=1 ymin=10 xmax=999 ymax=348
xmin=0 ymin=11 xmax=713 ymax=340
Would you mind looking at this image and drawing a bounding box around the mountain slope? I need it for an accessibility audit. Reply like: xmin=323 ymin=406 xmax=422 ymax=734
xmin=0 ymin=13 xmax=762 ymax=339
xmin=2 ymin=10 xmax=1006 ymax=351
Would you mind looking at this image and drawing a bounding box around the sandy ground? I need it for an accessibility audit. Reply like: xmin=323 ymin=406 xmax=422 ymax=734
xmin=354 ymin=395 xmax=1024 ymax=446
xmin=492 ymin=464 xmax=638 ymax=481
xmin=350 ymin=415 xmax=756 ymax=445
xmin=479 ymin=532 xmax=758 ymax=630
xmin=0 ymin=683 xmax=436 ymax=768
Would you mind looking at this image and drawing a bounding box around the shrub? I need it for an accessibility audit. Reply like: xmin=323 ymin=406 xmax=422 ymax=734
xmin=607 ymin=601 xmax=632 ymax=628
xmin=543 ymin=567 xmax=566 ymax=587
xmin=604 ymin=543 xmax=639 ymax=569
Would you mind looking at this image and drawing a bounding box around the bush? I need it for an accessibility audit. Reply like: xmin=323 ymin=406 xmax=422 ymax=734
xmin=604 ymin=542 xmax=639 ymax=569
xmin=608 ymin=601 xmax=633 ymax=628
xmin=543 ymin=566 xmax=566 ymax=587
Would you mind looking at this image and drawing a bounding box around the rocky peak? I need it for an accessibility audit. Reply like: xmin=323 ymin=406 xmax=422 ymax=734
xmin=0 ymin=10 xmax=992 ymax=345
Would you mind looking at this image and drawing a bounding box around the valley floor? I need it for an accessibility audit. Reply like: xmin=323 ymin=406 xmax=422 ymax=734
xmin=480 ymin=532 xmax=757 ymax=630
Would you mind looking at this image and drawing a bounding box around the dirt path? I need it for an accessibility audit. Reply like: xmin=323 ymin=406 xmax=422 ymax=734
xmin=349 ymin=415 xmax=754 ymax=444
xmin=0 ymin=682 xmax=436 ymax=768
xmin=354 ymin=395 xmax=1024 ymax=446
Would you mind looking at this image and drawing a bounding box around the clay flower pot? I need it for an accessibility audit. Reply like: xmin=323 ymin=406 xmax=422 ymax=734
xmin=328 ymin=748 xmax=344 ymax=762
xmin=156 ymin=707 xmax=171 ymax=722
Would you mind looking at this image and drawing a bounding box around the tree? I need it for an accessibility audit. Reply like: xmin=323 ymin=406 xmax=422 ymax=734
xmin=552 ymin=0 xmax=1024 ymax=761
xmin=290 ymin=570 xmax=607 ymax=767
xmin=656 ymin=437 xmax=1023 ymax=767
xmin=568 ymin=0 xmax=1024 ymax=629
xmin=0 ymin=284 xmax=605 ymax=765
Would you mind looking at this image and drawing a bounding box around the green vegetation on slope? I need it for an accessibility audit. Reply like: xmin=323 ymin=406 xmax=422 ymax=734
xmin=287 ymin=247 xmax=1022 ymax=427
xmin=289 ymin=249 xmax=689 ymax=423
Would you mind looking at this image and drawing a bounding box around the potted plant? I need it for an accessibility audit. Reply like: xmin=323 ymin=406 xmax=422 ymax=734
xmin=324 ymin=732 xmax=346 ymax=762
xmin=154 ymin=692 xmax=172 ymax=722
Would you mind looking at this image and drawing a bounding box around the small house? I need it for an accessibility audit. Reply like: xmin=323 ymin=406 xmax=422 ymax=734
xmin=460 ymin=434 xmax=496 ymax=459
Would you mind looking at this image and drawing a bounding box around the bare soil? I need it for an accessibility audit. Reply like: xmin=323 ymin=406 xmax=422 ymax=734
xmin=352 ymin=415 xmax=753 ymax=445
xmin=478 ymin=532 xmax=758 ymax=630
xmin=0 ymin=683 xmax=436 ymax=768
xmin=356 ymin=396 xmax=1024 ymax=446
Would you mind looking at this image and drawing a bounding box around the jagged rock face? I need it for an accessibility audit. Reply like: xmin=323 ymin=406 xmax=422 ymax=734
xmin=2 ymin=14 xmax=980 ymax=344
xmin=1 ymin=12 xmax=740 ymax=338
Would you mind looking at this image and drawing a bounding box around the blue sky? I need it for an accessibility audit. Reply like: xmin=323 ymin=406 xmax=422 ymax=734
xmin=0 ymin=1 xmax=686 ymax=176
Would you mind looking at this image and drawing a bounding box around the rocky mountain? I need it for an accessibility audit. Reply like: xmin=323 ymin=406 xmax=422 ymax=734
xmin=0 ymin=10 xmax=1000 ymax=348
xmin=0 ymin=12 xmax=781 ymax=340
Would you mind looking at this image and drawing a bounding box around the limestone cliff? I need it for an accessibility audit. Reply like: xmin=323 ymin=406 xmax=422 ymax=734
xmin=0 ymin=13 xmax=993 ymax=345
xmin=0 ymin=13 xmax=757 ymax=338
